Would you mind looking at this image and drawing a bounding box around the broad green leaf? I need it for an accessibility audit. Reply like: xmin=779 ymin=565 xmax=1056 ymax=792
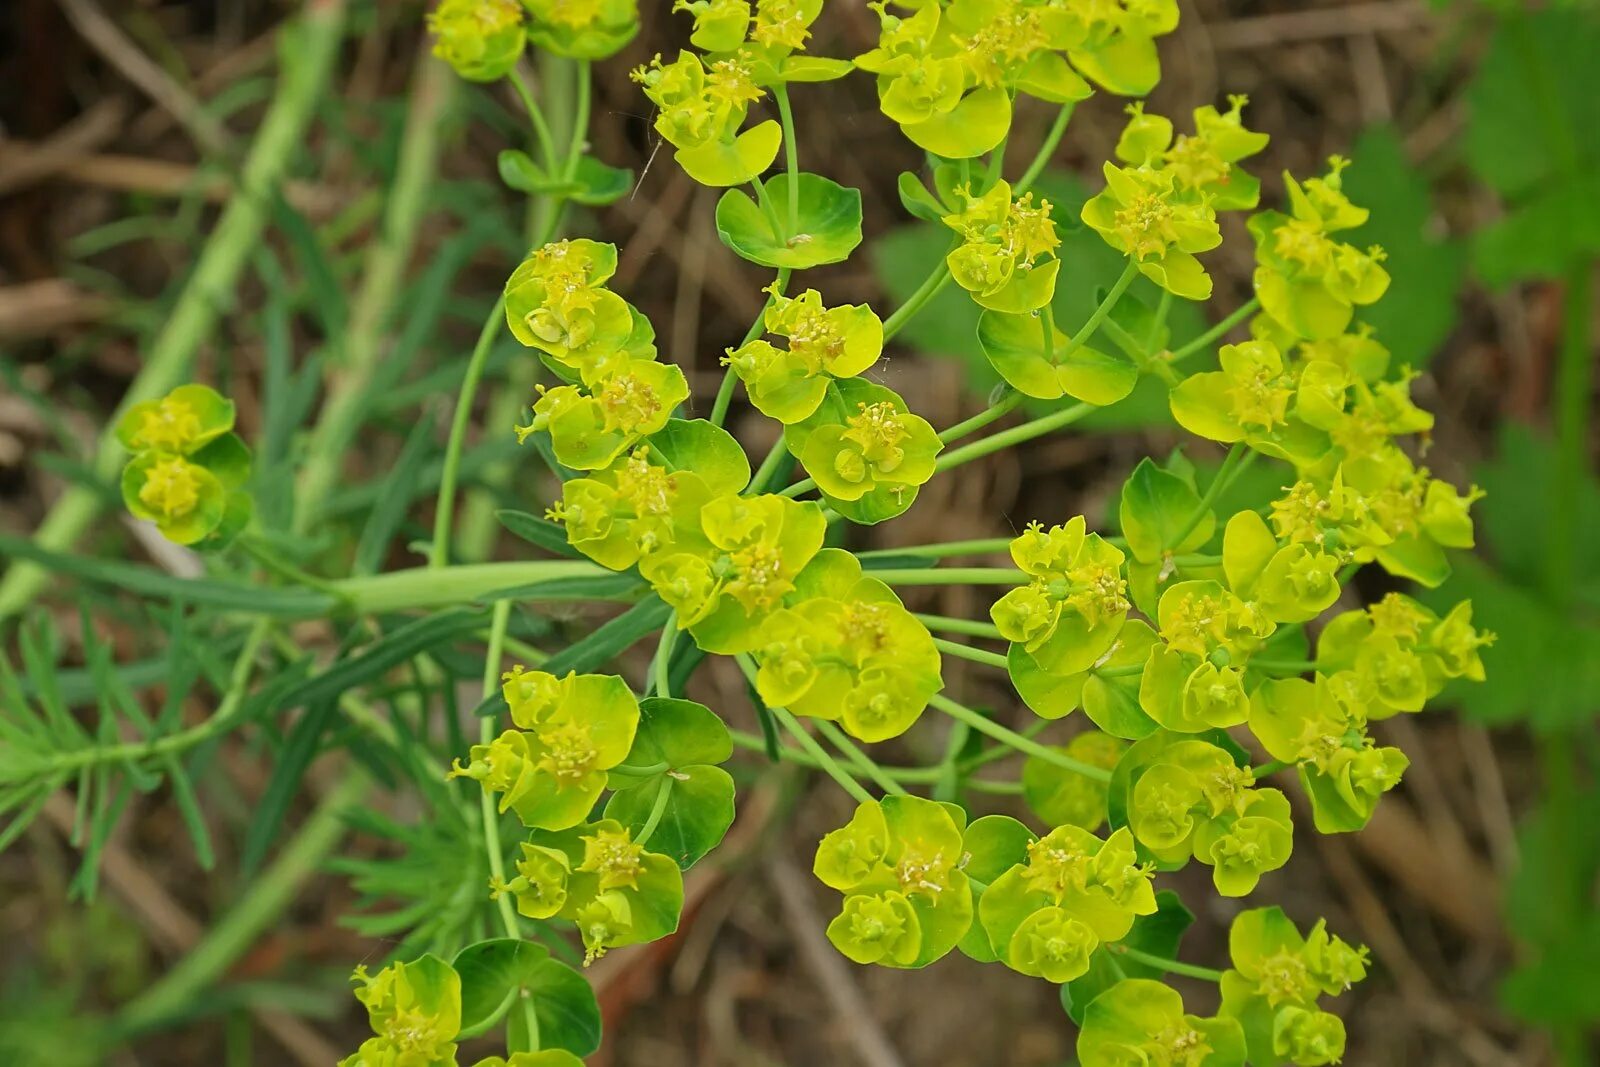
xmin=605 ymin=765 xmax=735 ymax=869
xmin=714 ymin=172 xmax=864 ymax=269
xmin=647 ymin=419 xmax=751 ymax=495
xmin=455 ymin=939 xmax=602 ymax=1056
xmin=1118 ymin=457 xmax=1214 ymax=564
xmin=976 ymin=309 xmax=1137 ymax=404
xmin=675 ymin=120 xmax=782 ymax=187
xmin=902 ymin=86 xmax=1011 ymax=159
xmin=622 ymin=697 xmax=734 ymax=768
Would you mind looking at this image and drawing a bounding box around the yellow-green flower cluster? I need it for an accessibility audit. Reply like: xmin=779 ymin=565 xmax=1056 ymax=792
xmin=1249 ymin=157 xmax=1390 ymax=341
xmin=1219 ymin=907 xmax=1368 ymax=1066
xmin=979 ymin=824 xmax=1157 ymax=982
xmin=341 ymin=955 xmax=462 ymax=1067
xmin=943 ymin=179 xmax=1063 ymax=312
xmin=116 ymin=383 xmax=252 ymax=546
xmin=496 ymin=817 xmax=684 ymax=964
xmin=505 ymin=241 xmax=688 ymax=470
xmin=631 ymin=50 xmax=780 ymax=186
xmin=753 ymin=549 xmax=942 ymax=741
xmin=854 ymin=0 xmax=1178 ymax=158
xmin=813 ymin=796 xmax=974 ymax=967
xmin=450 ymin=668 xmax=640 ymax=831
xmin=429 ymin=0 xmax=639 ymax=82
xmin=723 ymin=286 xmax=884 ymax=423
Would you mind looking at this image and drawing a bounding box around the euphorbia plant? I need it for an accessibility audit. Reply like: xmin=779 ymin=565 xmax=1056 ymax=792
xmin=78 ymin=0 xmax=1495 ymax=1062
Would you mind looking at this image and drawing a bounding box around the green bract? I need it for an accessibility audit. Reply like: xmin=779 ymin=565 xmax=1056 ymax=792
xmin=639 ymin=492 xmax=827 ymax=652
xmin=754 ymin=549 xmax=942 ymax=741
xmin=1249 ymin=159 xmax=1390 ymax=340
xmin=992 ymin=517 xmax=1129 ymax=676
xmin=1219 ymin=907 xmax=1367 ymax=1066
xmin=632 ymin=51 xmax=780 ymax=186
xmin=715 ymin=173 xmax=865 ymax=269
xmin=723 ymin=287 xmax=882 ymax=423
xmin=1082 ymin=162 xmax=1222 ymax=299
xmin=116 ymin=383 xmax=252 ymax=547
xmin=516 ymin=357 xmax=690 ymax=471
xmin=1078 ymin=978 xmax=1246 ymax=1067
xmin=1111 ymin=731 xmax=1294 ymax=896
xmin=979 ymin=824 xmax=1157 ymax=982
xmin=427 ymin=0 xmax=526 ymax=81
xmin=513 ymin=819 xmax=684 ymax=965
xmin=330 ymin=1 xmax=1501 ymax=1061
xmin=976 ymin=308 xmax=1139 ymax=404
xmin=814 ymin=796 xmax=973 ymax=968
xmin=785 ymin=378 xmax=943 ymax=523
xmin=525 ymin=0 xmax=640 ymax=59
xmin=451 ymin=668 xmax=640 ymax=831
xmin=340 ymin=955 xmax=462 ymax=1067
xmin=943 ymin=179 xmax=1063 ymax=312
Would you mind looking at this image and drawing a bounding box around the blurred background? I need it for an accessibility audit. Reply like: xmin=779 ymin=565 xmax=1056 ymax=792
xmin=1 ymin=0 xmax=1597 ymax=1064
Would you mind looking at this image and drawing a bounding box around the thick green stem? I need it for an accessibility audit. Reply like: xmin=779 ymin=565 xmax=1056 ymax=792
xmin=1016 ymin=103 xmax=1075 ymax=194
xmin=1171 ymin=443 xmax=1256 ymax=546
xmin=912 ymin=613 xmax=1005 ymax=640
xmin=859 ymin=539 xmax=1013 ymax=561
xmin=508 ymin=68 xmax=560 ymax=170
xmin=1059 ymin=259 xmax=1138 ymax=363
xmin=815 ymin=720 xmax=907 ymax=797
xmin=710 ymin=269 xmax=791 ymax=427
xmin=333 ymin=559 xmax=618 ymax=614
xmin=0 ymin=0 xmax=350 ymax=618
xmin=295 ymin=50 xmax=455 ymax=534
xmin=635 ymin=774 xmax=676 ymax=847
xmin=874 ymin=568 xmax=1024 ymax=587
xmin=774 ymin=83 xmax=800 ymax=231
xmin=882 ymin=256 xmax=955 ymax=342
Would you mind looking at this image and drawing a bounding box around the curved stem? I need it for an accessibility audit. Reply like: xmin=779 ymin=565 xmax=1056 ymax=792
xmin=939 ymin=392 xmax=1022 ymax=445
xmin=710 ymin=268 xmax=791 ymax=427
xmin=1111 ymin=944 xmax=1226 ymax=983
xmin=1171 ymin=443 xmax=1256 ymax=547
xmin=913 ymin=613 xmax=1005 ymax=640
xmin=883 ymin=254 xmax=956 ymax=342
xmin=651 ymin=616 xmax=676 ymax=698
xmin=635 ymin=774 xmax=675 ymax=847
xmin=479 ymin=601 xmax=521 ymax=938
xmin=1060 ymin=259 xmax=1139 ymax=362
xmin=934 ymin=402 xmax=1094 ymax=474
xmin=859 ymin=539 xmax=1012 ymax=561
xmin=508 ymin=68 xmax=560 ymax=170
xmin=563 ymin=60 xmax=591 ymax=182
xmin=932 ymin=637 xmax=1010 ymax=671
xmin=1169 ymin=297 xmax=1259 ymax=365
xmin=1016 ymin=103 xmax=1075 ymax=194
xmin=930 ymin=694 xmax=1111 ymax=782
xmin=431 ymin=296 xmax=506 ymax=568
xmin=816 ymin=719 xmax=908 ymax=796
xmin=874 ymin=568 xmax=1024 ymax=587
xmin=774 ymin=83 xmax=800 ymax=231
